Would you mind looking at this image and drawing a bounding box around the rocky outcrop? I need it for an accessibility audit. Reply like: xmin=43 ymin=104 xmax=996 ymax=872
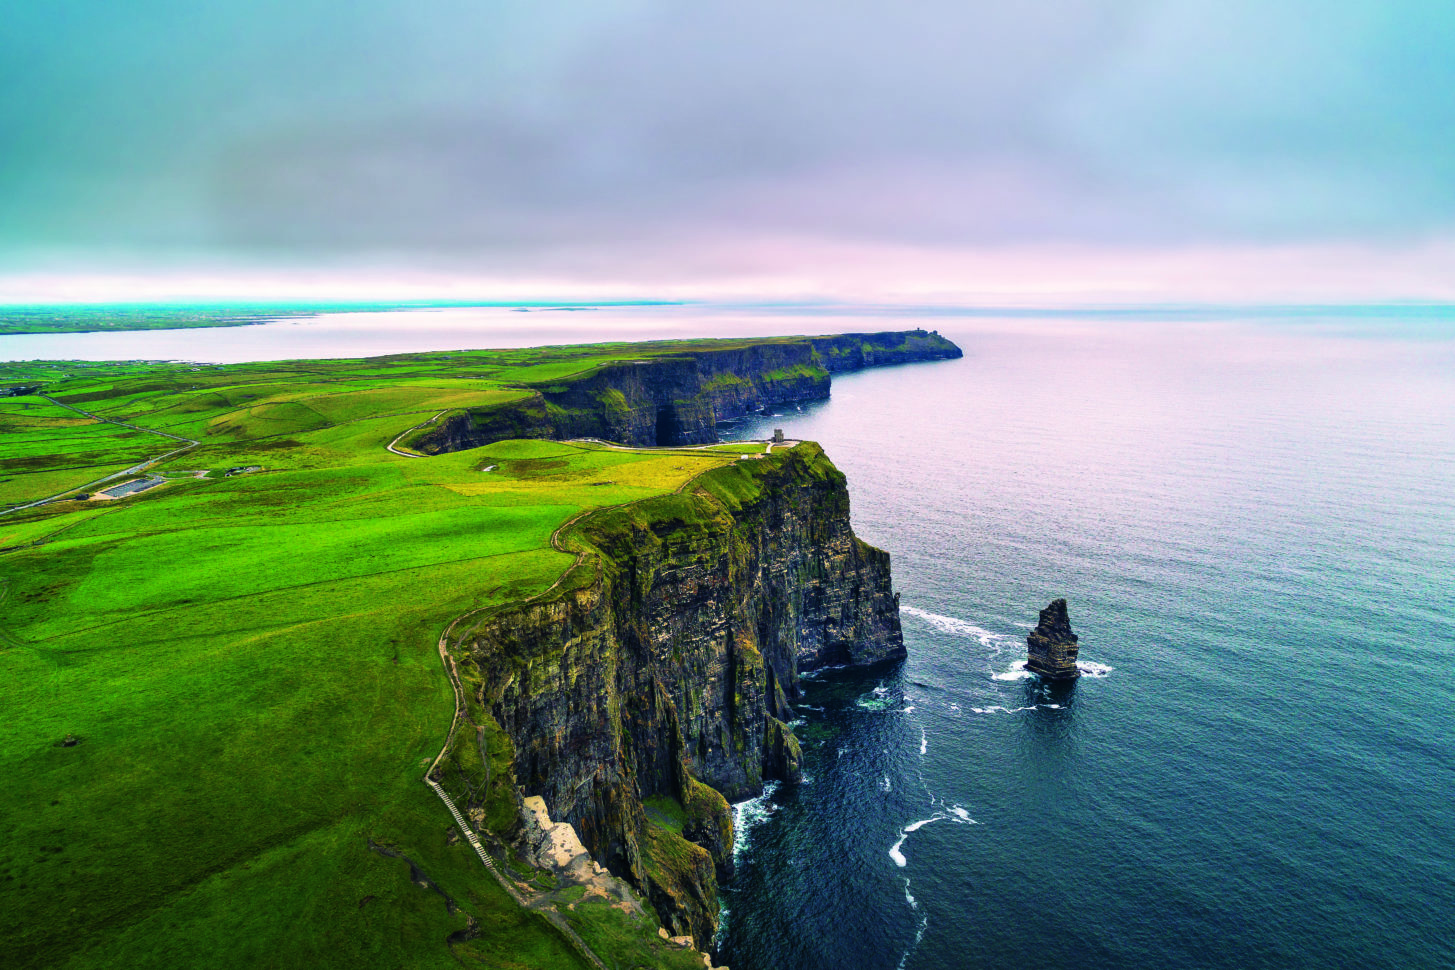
xmin=807 ymin=330 xmax=963 ymax=372
xmin=1024 ymin=598 xmax=1081 ymax=680
xmin=453 ymin=443 xmax=903 ymax=946
xmin=407 ymin=330 xmax=961 ymax=453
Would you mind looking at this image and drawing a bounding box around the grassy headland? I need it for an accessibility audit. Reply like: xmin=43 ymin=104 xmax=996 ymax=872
xmin=0 ymin=332 xmax=957 ymax=969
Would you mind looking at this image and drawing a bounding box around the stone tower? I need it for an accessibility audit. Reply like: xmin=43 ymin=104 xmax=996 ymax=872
xmin=1024 ymin=598 xmax=1080 ymax=680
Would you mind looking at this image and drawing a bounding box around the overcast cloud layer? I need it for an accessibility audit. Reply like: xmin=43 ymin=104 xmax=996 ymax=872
xmin=4 ymin=1 xmax=1454 ymax=299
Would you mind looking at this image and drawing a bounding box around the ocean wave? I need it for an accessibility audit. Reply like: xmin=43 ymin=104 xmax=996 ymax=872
xmin=730 ymin=781 xmax=780 ymax=862
xmin=856 ymin=680 xmax=912 ymax=713
xmin=889 ymin=834 xmax=909 ymax=867
xmin=1078 ymin=660 xmax=1114 ymax=678
xmin=991 ymin=666 xmax=1034 ymax=681
xmin=799 ymin=663 xmax=849 ymax=680
xmin=896 ymin=911 xmax=930 ymax=970
xmin=902 ymin=605 xmax=1013 ymax=651
xmin=889 ymin=807 xmax=977 ymax=868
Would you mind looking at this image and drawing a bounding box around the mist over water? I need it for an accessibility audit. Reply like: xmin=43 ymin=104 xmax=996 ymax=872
xmin=718 ymin=320 xmax=1455 ymax=970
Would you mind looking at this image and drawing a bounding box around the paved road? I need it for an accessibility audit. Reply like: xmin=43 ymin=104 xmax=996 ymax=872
xmin=0 ymin=396 xmax=200 ymax=518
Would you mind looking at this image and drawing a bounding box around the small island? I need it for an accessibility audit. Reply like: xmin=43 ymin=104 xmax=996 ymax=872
xmin=1024 ymin=598 xmax=1081 ymax=680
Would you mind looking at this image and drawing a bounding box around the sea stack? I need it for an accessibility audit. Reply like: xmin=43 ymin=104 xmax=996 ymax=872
xmin=1024 ymin=598 xmax=1081 ymax=680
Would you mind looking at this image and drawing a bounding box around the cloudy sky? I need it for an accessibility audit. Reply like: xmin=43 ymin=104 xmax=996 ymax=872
xmin=4 ymin=1 xmax=1454 ymax=302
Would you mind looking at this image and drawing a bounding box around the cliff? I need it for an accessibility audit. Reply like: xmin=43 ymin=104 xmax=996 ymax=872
xmin=434 ymin=443 xmax=903 ymax=947
xmin=408 ymin=329 xmax=961 ymax=452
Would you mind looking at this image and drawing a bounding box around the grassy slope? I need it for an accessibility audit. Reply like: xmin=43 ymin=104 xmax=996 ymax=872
xmin=0 ymin=344 xmax=772 ymax=970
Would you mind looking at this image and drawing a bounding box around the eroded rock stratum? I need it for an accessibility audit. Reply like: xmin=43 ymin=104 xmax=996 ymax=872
xmin=451 ymin=443 xmax=904 ymax=945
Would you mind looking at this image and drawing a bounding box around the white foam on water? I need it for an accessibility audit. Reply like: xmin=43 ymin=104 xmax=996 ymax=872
xmin=1078 ymin=661 xmax=1114 ymax=678
xmin=948 ymin=703 xmax=961 ymax=712
xmin=972 ymin=704 xmax=1044 ymax=714
xmin=730 ymin=781 xmax=780 ymax=862
xmin=890 ymin=807 xmax=979 ymax=865
xmin=712 ymin=903 xmax=731 ymax=950
xmin=880 ymin=775 xmax=893 ymax=793
xmin=788 ymin=718 xmax=806 ymax=728
xmin=1045 ymin=703 xmax=1061 ymax=709
xmin=895 ymin=914 xmax=931 ymax=970
xmin=799 ymin=663 xmax=848 ymax=681
xmin=903 ymin=877 xmax=917 ymax=909
xmin=903 ymin=705 xmax=916 ymax=713
xmin=991 ymin=666 xmax=1034 ymax=681
xmin=901 ymin=605 xmax=1012 ymax=652
xmin=919 ymin=728 xmax=928 ymax=755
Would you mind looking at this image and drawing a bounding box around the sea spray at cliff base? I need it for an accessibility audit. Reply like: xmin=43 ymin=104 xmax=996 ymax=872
xmin=714 ymin=317 xmax=1455 ymax=970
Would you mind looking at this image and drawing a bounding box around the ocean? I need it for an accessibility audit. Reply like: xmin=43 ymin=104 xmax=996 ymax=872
xmin=716 ymin=318 xmax=1455 ymax=970
xmin=5 ymin=307 xmax=1452 ymax=969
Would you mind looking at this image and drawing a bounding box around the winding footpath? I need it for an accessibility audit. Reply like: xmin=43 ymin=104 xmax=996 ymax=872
xmin=386 ymin=409 xmax=449 ymax=457
xmin=417 ymin=434 xmax=763 ymax=970
xmin=0 ymin=396 xmax=200 ymax=518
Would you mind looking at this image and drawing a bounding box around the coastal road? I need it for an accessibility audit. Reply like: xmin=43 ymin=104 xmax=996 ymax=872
xmin=0 ymin=396 xmax=200 ymax=518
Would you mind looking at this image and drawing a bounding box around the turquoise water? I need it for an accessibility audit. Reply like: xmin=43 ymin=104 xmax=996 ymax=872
xmin=718 ymin=320 xmax=1455 ymax=969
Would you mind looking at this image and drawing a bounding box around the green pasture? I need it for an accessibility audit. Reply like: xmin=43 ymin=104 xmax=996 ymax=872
xmin=0 ymin=344 xmax=762 ymax=969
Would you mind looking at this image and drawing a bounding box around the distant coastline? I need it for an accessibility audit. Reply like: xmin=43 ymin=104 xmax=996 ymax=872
xmin=0 ymin=301 xmax=679 ymax=336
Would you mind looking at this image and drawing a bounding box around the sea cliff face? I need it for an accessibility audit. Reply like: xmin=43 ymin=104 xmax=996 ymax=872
xmin=454 ymin=444 xmax=903 ymax=945
xmin=410 ymin=329 xmax=961 ymax=452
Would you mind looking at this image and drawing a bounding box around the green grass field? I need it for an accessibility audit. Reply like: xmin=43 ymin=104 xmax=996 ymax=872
xmin=0 ymin=342 xmax=776 ymax=969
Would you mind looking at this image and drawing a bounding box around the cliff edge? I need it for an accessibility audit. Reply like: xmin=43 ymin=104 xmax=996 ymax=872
xmin=433 ymin=443 xmax=903 ymax=947
xmin=406 ymin=329 xmax=961 ymax=452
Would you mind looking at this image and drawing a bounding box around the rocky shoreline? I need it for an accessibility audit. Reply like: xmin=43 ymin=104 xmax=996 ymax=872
xmin=431 ymin=442 xmax=905 ymax=950
xmin=407 ymin=330 xmax=961 ymax=452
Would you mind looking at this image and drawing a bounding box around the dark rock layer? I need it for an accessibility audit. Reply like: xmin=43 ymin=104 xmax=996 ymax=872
xmin=458 ymin=444 xmax=903 ymax=945
xmin=409 ymin=330 xmax=962 ymax=453
xmin=1025 ymin=598 xmax=1081 ymax=680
